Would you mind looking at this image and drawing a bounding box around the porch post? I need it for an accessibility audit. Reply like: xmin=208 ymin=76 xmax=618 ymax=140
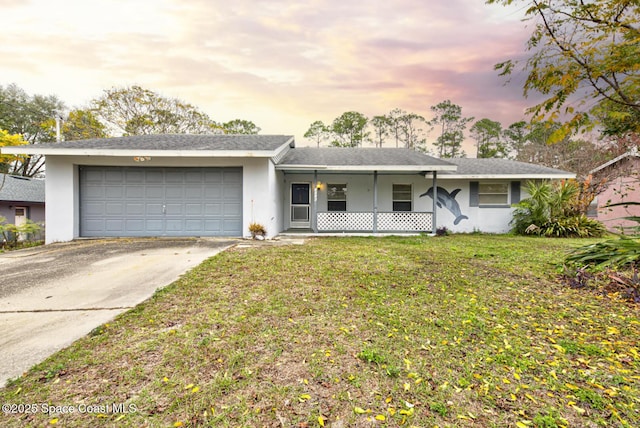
xmin=373 ymin=170 xmax=378 ymax=233
xmin=432 ymin=171 xmax=437 ymax=234
xmin=313 ymin=170 xmax=318 ymax=233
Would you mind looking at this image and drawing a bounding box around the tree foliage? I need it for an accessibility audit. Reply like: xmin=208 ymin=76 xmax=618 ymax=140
xmin=304 ymin=120 xmax=330 ymax=148
xmin=0 ymin=129 xmax=27 ymax=174
xmin=471 ymin=118 xmax=508 ymax=158
xmin=91 ymin=85 xmax=221 ymax=136
xmin=489 ymin=0 xmax=640 ymax=140
xmin=220 ymin=119 xmax=261 ymax=135
xmin=330 ymin=111 xmax=369 ymax=147
xmin=61 ymin=109 xmax=108 ymax=141
xmin=0 ymin=83 xmax=64 ymax=176
xmin=429 ymin=100 xmax=473 ymax=158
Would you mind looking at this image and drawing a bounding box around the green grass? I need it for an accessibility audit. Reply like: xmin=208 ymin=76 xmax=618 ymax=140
xmin=1 ymin=235 xmax=639 ymax=427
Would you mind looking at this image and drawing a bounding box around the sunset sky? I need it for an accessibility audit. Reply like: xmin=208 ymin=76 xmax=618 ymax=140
xmin=1 ymin=0 xmax=536 ymax=151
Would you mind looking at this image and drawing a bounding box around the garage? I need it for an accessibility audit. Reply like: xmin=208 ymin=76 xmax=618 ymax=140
xmin=80 ymin=166 xmax=242 ymax=237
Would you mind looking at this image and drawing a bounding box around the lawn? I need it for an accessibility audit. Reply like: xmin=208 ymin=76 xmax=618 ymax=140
xmin=1 ymin=235 xmax=639 ymax=427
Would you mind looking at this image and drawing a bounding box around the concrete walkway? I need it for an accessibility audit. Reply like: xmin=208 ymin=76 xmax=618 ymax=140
xmin=0 ymin=238 xmax=235 ymax=387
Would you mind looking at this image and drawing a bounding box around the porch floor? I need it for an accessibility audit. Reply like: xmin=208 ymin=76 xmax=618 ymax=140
xmin=279 ymin=229 xmax=430 ymax=237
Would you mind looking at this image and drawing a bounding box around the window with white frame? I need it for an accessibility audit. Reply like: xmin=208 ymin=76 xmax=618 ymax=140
xmin=478 ymin=182 xmax=509 ymax=206
xmin=393 ymin=184 xmax=412 ymax=211
xmin=327 ymin=183 xmax=347 ymax=211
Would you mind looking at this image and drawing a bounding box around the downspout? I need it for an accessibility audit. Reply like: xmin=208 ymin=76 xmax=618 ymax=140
xmin=432 ymin=171 xmax=437 ymax=234
xmin=373 ymin=171 xmax=378 ymax=233
xmin=313 ymin=170 xmax=318 ymax=233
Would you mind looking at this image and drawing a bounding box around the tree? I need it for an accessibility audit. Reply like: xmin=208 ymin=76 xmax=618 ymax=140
xmin=61 ymin=109 xmax=108 ymax=141
xmin=221 ymin=119 xmax=261 ymax=134
xmin=429 ymin=100 xmax=473 ymax=158
xmin=330 ymin=111 xmax=369 ymax=147
xmin=471 ymin=118 xmax=508 ymax=158
xmin=516 ymin=121 xmax=608 ymax=177
xmin=0 ymin=83 xmax=65 ymax=176
xmin=369 ymin=115 xmax=392 ymax=148
xmin=489 ymin=0 xmax=640 ymax=140
xmin=304 ymin=120 xmax=330 ymax=147
xmin=502 ymin=120 xmax=529 ymax=159
xmin=91 ymin=85 xmax=221 ymax=136
xmin=397 ymin=112 xmax=427 ymax=151
xmin=387 ymin=108 xmax=406 ymax=148
xmin=0 ymin=130 xmax=27 ymax=175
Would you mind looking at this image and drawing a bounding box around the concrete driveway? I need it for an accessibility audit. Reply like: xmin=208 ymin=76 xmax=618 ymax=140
xmin=0 ymin=238 xmax=235 ymax=387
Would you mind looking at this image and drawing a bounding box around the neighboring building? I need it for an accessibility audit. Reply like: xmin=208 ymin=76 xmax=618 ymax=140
xmin=590 ymin=148 xmax=640 ymax=234
xmin=0 ymin=134 xmax=574 ymax=244
xmin=0 ymin=173 xmax=45 ymax=227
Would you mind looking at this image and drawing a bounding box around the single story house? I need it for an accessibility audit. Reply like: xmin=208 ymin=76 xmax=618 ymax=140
xmin=0 ymin=134 xmax=574 ymax=244
xmin=590 ymin=148 xmax=640 ymax=234
xmin=0 ymin=173 xmax=45 ymax=227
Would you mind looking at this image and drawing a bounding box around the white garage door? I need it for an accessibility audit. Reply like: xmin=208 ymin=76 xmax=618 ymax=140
xmin=80 ymin=166 xmax=242 ymax=237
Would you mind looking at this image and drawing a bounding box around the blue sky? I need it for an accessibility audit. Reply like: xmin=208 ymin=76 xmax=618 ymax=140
xmin=1 ymin=0 xmax=534 ymax=150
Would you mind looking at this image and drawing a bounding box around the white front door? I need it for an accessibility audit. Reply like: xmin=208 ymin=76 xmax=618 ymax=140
xmin=290 ymin=183 xmax=311 ymax=228
xmin=14 ymin=207 xmax=27 ymax=227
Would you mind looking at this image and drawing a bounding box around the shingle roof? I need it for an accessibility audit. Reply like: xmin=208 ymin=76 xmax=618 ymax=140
xmin=277 ymin=148 xmax=456 ymax=171
xmin=0 ymin=174 xmax=45 ymax=203
xmin=36 ymin=134 xmax=295 ymax=151
xmin=440 ymin=158 xmax=575 ymax=178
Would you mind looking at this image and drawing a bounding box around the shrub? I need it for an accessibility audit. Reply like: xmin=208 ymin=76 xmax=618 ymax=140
xmin=0 ymin=217 xmax=42 ymax=249
xmin=248 ymin=222 xmax=267 ymax=239
xmin=511 ymin=180 xmax=606 ymax=238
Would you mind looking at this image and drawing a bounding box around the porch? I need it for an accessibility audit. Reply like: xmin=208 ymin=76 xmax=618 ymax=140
xmin=316 ymin=211 xmax=432 ymax=232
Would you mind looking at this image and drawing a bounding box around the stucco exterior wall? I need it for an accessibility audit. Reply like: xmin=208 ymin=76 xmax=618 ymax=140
xmin=43 ymin=155 xmax=280 ymax=243
xmin=0 ymin=203 xmax=45 ymax=224
xmin=280 ymin=173 xmax=521 ymax=233
xmin=596 ymin=175 xmax=640 ymax=234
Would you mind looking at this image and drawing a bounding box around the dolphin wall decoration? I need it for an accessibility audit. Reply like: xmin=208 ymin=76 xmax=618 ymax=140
xmin=420 ymin=187 xmax=469 ymax=225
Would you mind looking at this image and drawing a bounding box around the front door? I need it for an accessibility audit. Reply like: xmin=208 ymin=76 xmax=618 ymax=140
xmin=290 ymin=183 xmax=311 ymax=228
xmin=14 ymin=207 xmax=27 ymax=227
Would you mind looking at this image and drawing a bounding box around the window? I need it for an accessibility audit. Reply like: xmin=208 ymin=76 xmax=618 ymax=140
xmin=393 ymin=184 xmax=412 ymax=211
xmin=327 ymin=183 xmax=347 ymax=211
xmin=478 ymin=183 xmax=509 ymax=206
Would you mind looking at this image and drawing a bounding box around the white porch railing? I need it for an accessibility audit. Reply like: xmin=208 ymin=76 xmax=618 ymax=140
xmin=317 ymin=211 xmax=433 ymax=232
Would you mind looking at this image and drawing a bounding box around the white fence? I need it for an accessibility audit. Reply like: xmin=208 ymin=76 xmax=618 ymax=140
xmin=317 ymin=212 xmax=432 ymax=232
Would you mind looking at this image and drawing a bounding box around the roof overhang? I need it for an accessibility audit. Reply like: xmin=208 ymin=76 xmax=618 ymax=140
xmin=276 ymin=164 xmax=458 ymax=173
xmin=426 ymin=173 xmax=576 ymax=180
xmin=0 ymin=136 xmax=295 ymax=159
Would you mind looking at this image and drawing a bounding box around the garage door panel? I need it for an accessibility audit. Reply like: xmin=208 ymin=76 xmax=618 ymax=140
xmin=125 ymin=170 xmax=145 ymax=183
xmin=185 ymin=203 xmax=202 ymax=215
xmin=145 ymin=186 xmax=163 ymax=198
xmin=224 ymin=203 xmax=242 ymax=216
xmin=84 ymin=201 xmax=104 ymax=215
xmin=126 ymin=203 xmax=145 ymax=215
xmin=105 ymin=219 xmax=124 ymax=232
xmin=104 ymin=170 xmax=125 ymax=183
xmin=145 ymin=219 xmax=163 ymax=232
xmin=80 ymin=166 xmax=242 ymax=237
xmin=105 ymin=202 xmax=123 ymax=215
xmin=124 ymin=219 xmax=145 ymax=233
xmin=146 ymin=203 xmax=163 ymax=215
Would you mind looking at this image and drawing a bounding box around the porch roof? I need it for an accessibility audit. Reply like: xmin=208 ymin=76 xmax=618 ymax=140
xmin=276 ymin=148 xmax=457 ymax=173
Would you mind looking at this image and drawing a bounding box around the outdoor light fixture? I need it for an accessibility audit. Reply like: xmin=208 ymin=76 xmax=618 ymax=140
xmin=316 ymin=181 xmax=322 ymax=190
